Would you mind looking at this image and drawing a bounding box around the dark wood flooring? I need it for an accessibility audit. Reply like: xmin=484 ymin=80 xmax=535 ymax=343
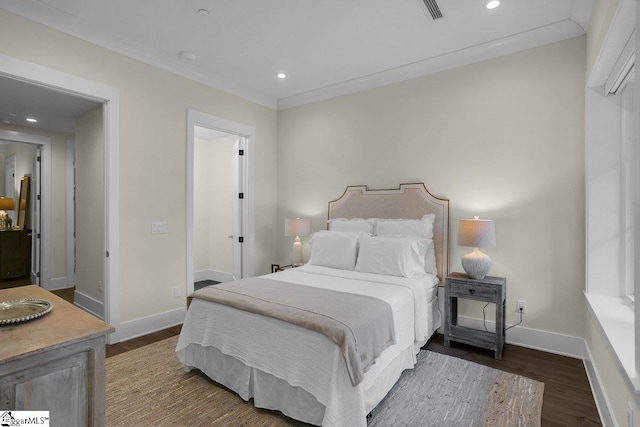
xmin=47 ymin=286 xmax=602 ymax=426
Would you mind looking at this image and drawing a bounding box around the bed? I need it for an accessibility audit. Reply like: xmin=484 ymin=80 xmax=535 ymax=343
xmin=176 ymin=183 xmax=449 ymax=426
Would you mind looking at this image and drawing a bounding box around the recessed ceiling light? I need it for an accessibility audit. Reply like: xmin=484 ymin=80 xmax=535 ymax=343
xmin=484 ymin=0 xmax=500 ymax=9
xmin=276 ymin=72 xmax=287 ymax=79
xmin=26 ymin=118 xmax=37 ymax=123
xmin=178 ymin=51 xmax=197 ymax=62
xmin=197 ymin=8 xmax=210 ymax=16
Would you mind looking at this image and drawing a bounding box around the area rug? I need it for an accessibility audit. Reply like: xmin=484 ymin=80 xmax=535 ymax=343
xmin=367 ymin=350 xmax=544 ymax=427
xmin=106 ymin=336 xmax=543 ymax=427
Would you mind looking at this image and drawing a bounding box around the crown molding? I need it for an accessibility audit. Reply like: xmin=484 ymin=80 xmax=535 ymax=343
xmin=278 ymin=19 xmax=585 ymax=110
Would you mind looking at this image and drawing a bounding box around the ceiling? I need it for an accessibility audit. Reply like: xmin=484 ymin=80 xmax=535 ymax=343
xmin=0 ymin=75 xmax=101 ymax=134
xmin=0 ymin=0 xmax=593 ymax=121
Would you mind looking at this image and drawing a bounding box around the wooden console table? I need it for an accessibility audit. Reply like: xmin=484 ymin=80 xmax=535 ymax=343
xmin=0 ymin=285 xmax=114 ymax=427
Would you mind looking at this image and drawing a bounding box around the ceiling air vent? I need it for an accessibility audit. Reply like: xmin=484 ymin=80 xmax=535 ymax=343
xmin=422 ymin=0 xmax=443 ymax=20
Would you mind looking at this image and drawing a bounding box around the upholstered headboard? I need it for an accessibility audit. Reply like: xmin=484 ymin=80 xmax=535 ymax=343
xmin=328 ymin=183 xmax=449 ymax=282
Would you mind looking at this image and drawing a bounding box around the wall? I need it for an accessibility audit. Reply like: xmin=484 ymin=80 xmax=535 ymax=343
xmin=0 ymin=123 xmax=70 ymax=281
xmin=75 ymin=106 xmax=104 ymax=303
xmin=0 ymin=9 xmax=278 ymax=326
xmin=194 ymin=135 xmax=237 ymax=280
xmin=277 ymin=36 xmax=586 ymax=338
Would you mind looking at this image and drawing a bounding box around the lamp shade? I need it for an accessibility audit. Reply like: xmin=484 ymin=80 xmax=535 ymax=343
xmin=457 ymin=217 xmax=496 ymax=248
xmin=285 ymin=218 xmax=311 ymax=237
xmin=0 ymin=197 xmax=15 ymax=210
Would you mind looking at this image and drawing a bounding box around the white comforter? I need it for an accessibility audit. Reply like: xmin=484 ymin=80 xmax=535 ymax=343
xmin=176 ymin=265 xmax=439 ymax=427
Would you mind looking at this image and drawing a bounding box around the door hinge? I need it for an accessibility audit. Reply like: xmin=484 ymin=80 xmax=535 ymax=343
xmin=239 ymin=192 xmax=244 ymax=199
xmin=37 ymin=156 xmax=41 ymax=162
xmin=239 ymin=149 xmax=244 ymax=156
xmin=37 ymin=195 xmax=41 ymax=201
xmin=106 ymin=251 xmax=110 ymax=258
xmin=238 ymin=236 xmax=244 ymax=243
xmin=36 ymin=233 xmax=40 ymax=239
xmin=36 ymin=272 xmax=40 ymax=278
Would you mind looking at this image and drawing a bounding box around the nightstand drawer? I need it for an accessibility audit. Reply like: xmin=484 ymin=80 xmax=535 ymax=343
xmin=447 ymin=280 xmax=497 ymax=299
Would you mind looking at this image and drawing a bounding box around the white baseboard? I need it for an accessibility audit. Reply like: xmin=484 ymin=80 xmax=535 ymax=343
xmin=195 ymin=269 xmax=234 ymax=283
xmin=74 ymin=289 xmax=104 ymax=319
xmin=48 ymin=277 xmax=70 ymax=291
xmin=582 ymin=344 xmax=616 ymax=427
xmin=117 ymin=306 xmax=186 ymax=343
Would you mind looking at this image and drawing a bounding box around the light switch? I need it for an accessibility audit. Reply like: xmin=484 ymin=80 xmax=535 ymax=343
xmin=151 ymin=222 xmax=167 ymax=234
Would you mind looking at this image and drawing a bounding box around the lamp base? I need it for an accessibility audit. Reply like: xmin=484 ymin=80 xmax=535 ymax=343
xmin=0 ymin=211 xmax=11 ymax=231
xmin=461 ymin=247 xmax=492 ymax=280
xmin=291 ymin=236 xmax=303 ymax=267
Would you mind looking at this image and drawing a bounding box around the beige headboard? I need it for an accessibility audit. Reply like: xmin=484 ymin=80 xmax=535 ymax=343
xmin=328 ymin=183 xmax=449 ymax=282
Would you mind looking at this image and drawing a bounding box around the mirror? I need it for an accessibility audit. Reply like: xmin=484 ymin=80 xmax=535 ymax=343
xmin=16 ymin=176 xmax=30 ymax=230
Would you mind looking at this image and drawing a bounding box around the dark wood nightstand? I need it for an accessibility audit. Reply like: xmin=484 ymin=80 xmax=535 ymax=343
xmin=444 ymin=272 xmax=506 ymax=359
xmin=271 ymin=264 xmax=293 ymax=273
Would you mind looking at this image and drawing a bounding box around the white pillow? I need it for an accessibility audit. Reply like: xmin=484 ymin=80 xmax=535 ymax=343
xmin=308 ymin=231 xmax=361 ymax=270
xmin=355 ymin=235 xmax=428 ymax=278
xmin=374 ymin=214 xmax=436 ymax=240
xmin=327 ymin=218 xmax=375 ymax=234
xmin=424 ymin=239 xmax=437 ymax=276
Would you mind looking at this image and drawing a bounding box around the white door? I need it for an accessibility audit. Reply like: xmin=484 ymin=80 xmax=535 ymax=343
xmin=4 ymin=154 xmax=15 ymax=223
xmin=31 ymin=148 xmax=42 ymax=285
xmin=231 ymin=137 xmax=245 ymax=280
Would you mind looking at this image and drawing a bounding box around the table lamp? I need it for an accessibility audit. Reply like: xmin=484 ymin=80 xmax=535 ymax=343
xmin=285 ymin=218 xmax=311 ymax=267
xmin=457 ymin=216 xmax=496 ymax=280
xmin=0 ymin=197 xmax=15 ymax=230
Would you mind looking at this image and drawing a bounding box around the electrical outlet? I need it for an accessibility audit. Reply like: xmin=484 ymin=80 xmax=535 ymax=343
xmin=173 ymin=286 xmax=181 ymax=298
xmin=516 ymin=300 xmax=526 ymax=313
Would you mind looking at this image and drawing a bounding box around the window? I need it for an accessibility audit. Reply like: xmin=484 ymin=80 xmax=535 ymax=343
xmin=619 ymin=71 xmax=635 ymax=305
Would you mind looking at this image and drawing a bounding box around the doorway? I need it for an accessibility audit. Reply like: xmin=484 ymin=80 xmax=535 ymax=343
xmin=0 ymin=52 xmax=121 ymax=343
xmin=186 ymin=109 xmax=255 ymax=296
xmin=193 ymin=131 xmax=242 ymax=287
xmin=0 ymin=132 xmax=51 ymax=288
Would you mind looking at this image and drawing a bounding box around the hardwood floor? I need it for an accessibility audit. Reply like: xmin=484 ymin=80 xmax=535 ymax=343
xmin=107 ymin=324 xmax=602 ymax=426
xmin=105 ymin=325 xmax=182 ymax=358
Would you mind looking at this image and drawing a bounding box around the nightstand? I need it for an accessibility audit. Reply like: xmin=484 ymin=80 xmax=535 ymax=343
xmin=271 ymin=263 xmax=293 ymax=273
xmin=444 ymin=272 xmax=506 ymax=359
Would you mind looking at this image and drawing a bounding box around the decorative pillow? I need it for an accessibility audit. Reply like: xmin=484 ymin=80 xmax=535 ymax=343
xmin=308 ymin=231 xmax=361 ymax=270
xmin=374 ymin=214 xmax=436 ymax=240
xmin=354 ymin=235 xmax=428 ymax=278
xmin=327 ymin=218 xmax=375 ymax=234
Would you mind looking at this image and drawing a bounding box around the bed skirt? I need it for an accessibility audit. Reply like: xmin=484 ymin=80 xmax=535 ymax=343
xmin=176 ymin=298 xmax=441 ymax=426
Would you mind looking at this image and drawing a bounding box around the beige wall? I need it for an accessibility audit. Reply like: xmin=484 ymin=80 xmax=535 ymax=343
xmin=75 ymin=106 xmax=105 ymax=302
xmin=0 ymin=9 xmax=278 ymax=323
xmin=277 ymin=36 xmax=586 ymax=337
xmin=0 ymin=123 xmax=71 ymax=280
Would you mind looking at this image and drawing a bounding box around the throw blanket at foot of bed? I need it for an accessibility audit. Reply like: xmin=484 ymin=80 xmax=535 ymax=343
xmin=191 ymin=277 xmax=396 ymax=385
